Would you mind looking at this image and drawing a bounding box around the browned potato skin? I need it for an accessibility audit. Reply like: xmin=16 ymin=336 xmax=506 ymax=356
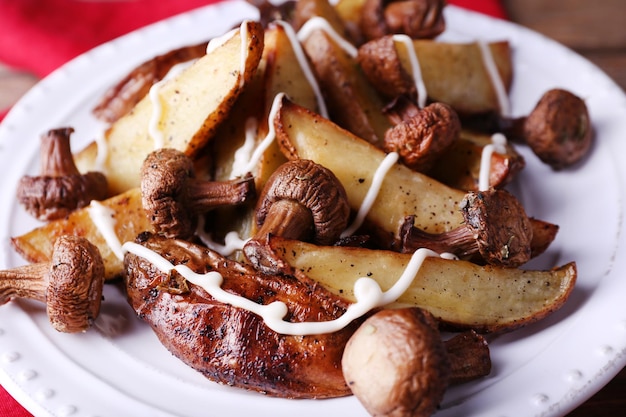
xmin=11 ymin=188 xmax=152 ymax=281
xmin=92 ymin=42 xmax=208 ymax=124
xmin=301 ymin=29 xmax=392 ymax=145
xmin=265 ymin=236 xmax=577 ymax=333
xmin=342 ymin=308 xmax=450 ymax=417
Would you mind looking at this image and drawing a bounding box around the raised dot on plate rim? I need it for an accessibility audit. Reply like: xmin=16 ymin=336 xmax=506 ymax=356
xmin=35 ymin=388 xmax=55 ymax=400
xmin=566 ymin=369 xmax=583 ymax=382
xmin=18 ymin=369 xmax=38 ymax=381
xmin=532 ymin=393 xmax=549 ymax=405
xmin=2 ymin=351 xmax=20 ymax=363
xmin=58 ymin=404 xmax=77 ymax=416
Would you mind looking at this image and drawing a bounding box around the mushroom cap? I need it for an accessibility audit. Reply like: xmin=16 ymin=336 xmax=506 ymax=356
xmin=255 ymin=159 xmax=350 ymax=245
xmin=17 ymin=127 xmax=108 ymax=221
xmin=523 ymin=88 xmax=593 ymax=170
xmin=46 ymin=235 xmax=105 ymax=333
xmin=461 ymin=188 xmax=533 ymax=267
xmin=384 ymin=100 xmax=461 ymax=172
xmin=360 ymin=0 xmax=446 ymax=42
xmin=357 ymin=36 xmax=416 ymax=100
xmin=17 ymin=172 xmax=108 ymax=221
xmin=141 ymin=148 xmax=196 ymax=239
xmin=342 ymin=308 xmax=450 ymax=417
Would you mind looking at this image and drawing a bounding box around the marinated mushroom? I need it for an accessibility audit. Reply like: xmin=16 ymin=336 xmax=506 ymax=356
xmin=141 ymin=148 xmax=256 ymax=240
xmin=400 ymin=188 xmax=533 ymax=267
xmin=0 ymin=235 xmax=104 ymax=333
xmin=503 ymin=88 xmax=593 ymax=170
xmin=342 ymin=307 xmax=450 ymax=417
xmin=360 ymin=0 xmax=446 ymax=42
xmin=243 ymin=159 xmax=350 ymax=274
xmin=383 ymin=97 xmax=461 ymax=172
xmin=444 ymin=331 xmax=491 ymax=385
xmin=17 ymin=127 xmax=108 ymax=221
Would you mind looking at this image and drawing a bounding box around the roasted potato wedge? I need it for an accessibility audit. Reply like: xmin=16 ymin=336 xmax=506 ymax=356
xmin=428 ymin=130 xmax=526 ymax=191
xmin=358 ymin=37 xmax=513 ymax=116
xmin=274 ymin=96 xmax=466 ymax=244
xmin=11 ymin=188 xmax=152 ymax=281
xmin=266 ymin=236 xmax=577 ymax=333
xmin=300 ymin=26 xmax=391 ymax=145
xmin=92 ymin=42 xmax=208 ymax=124
xmin=74 ymin=20 xmax=265 ymax=196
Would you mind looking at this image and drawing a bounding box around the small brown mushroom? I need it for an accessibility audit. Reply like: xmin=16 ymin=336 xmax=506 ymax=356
xmin=383 ymin=97 xmax=461 ymax=172
xmin=0 ymin=235 xmax=104 ymax=333
xmin=17 ymin=127 xmax=108 ymax=221
xmin=360 ymin=0 xmax=446 ymax=42
xmin=503 ymin=88 xmax=593 ymax=170
xmin=243 ymin=159 xmax=350 ymax=274
xmin=342 ymin=307 xmax=450 ymax=417
xmin=141 ymin=148 xmax=256 ymax=240
xmin=400 ymin=188 xmax=533 ymax=267
xmin=444 ymin=331 xmax=491 ymax=385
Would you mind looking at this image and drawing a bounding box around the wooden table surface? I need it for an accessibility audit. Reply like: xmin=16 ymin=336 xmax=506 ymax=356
xmin=1 ymin=0 xmax=625 ymax=416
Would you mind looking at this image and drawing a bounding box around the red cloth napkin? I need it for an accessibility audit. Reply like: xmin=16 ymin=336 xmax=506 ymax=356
xmin=0 ymin=0 xmax=505 ymax=415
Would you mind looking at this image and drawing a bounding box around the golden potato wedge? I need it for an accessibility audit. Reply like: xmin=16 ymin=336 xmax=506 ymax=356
xmin=266 ymin=236 xmax=577 ymax=333
xmin=333 ymin=0 xmax=367 ymax=43
xmin=403 ymin=40 xmax=513 ymax=116
xmin=274 ymin=96 xmax=466 ymax=244
xmin=358 ymin=37 xmax=513 ymax=116
xmin=300 ymin=26 xmax=391 ymax=145
xmin=74 ymin=20 xmax=265 ymax=196
xmin=428 ymin=130 xmax=526 ymax=191
xmin=11 ymin=188 xmax=152 ymax=281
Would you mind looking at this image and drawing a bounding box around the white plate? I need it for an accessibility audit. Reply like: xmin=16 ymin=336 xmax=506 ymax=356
xmin=1 ymin=2 xmax=626 ymax=416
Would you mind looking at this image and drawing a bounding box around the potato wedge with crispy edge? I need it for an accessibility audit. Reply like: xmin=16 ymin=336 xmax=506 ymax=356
xmin=300 ymin=27 xmax=391 ymax=145
xmin=74 ymin=20 xmax=265 ymax=196
xmin=401 ymin=40 xmax=513 ymax=116
xmin=358 ymin=36 xmax=512 ymax=117
xmin=266 ymin=236 xmax=577 ymax=333
xmin=11 ymin=188 xmax=152 ymax=281
xmin=274 ymin=95 xmax=466 ymax=242
xmin=428 ymin=130 xmax=526 ymax=191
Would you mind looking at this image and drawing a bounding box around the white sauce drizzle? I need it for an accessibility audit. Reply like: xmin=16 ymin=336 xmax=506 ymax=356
xmin=195 ymin=215 xmax=249 ymax=256
xmin=341 ymin=152 xmax=399 ymax=238
xmin=87 ymin=200 xmax=124 ymax=261
xmin=297 ymin=16 xmax=358 ymax=58
xmin=478 ymin=132 xmax=508 ymax=191
xmin=147 ymin=60 xmax=197 ymax=150
xmin=392 ymin=34 xmax=427 ymax=109
xmin=234 ymin=92 xmax=286 ymax=176
xmin=274 ymin=20 xmax=329 ymax=119
xmin=478 ymin=41 xmax=511 ymax=118
xmin=93 ymin=130 xmax=108 ymax=173
xmin=229 ymin=117 xmax=259 ymax=179
xmin=122 ymin=241 xmax=455 ymax=336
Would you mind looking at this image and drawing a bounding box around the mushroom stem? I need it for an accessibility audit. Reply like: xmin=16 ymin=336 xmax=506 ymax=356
xmin=0 ymin=263 xmax=49 ymax=304
xmin=185 ymin=174 xmax=256 ymax=213
xmin=400 ymin=188 xmax=533 ymax=267
xmin=40 ymin=127 xmax=81 ymax=176
xmin=141 ymin=148 xmax=256 ymax=239
xmin=471 ymin=89 xmax=592 ymax=170
xmin=243 ymin=159 xmax=350 ymax=274
xmin=508 ymin=88 xmax=592 ymax=170
xmin=253 ymin=199 xmax=314 ymax=242
xmin=0 ymin=235 xmax=105 ymax=333
xmin=17 ymin=127 xmax=109 ymax=221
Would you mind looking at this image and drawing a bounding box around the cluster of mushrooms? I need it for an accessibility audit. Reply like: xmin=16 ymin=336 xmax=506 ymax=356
xmin=0 ymin=0 xmax=594 ymax=416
